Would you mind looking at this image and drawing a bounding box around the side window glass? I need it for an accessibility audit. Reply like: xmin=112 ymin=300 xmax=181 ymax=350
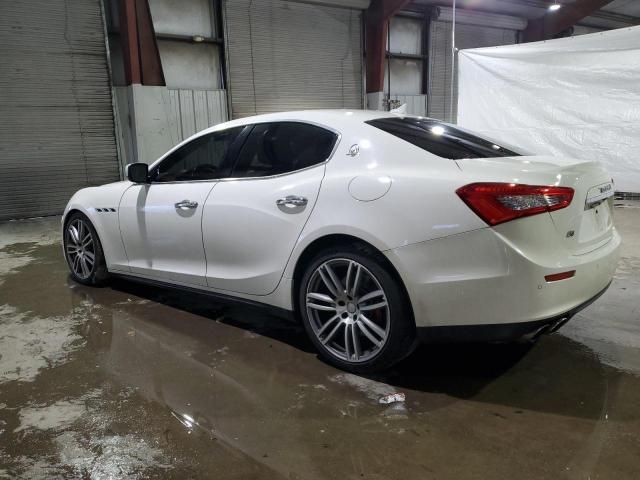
xmin=232 ymin=122 xmax=337 ymax=178
xmin=152 ymin=127 xmax=243 ymax=182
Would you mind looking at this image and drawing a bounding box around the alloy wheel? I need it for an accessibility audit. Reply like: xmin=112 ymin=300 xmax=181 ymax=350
xmin=65 ymin=219 xmax=96 ymax=280
xmin=305 ymin=258 xmax=390 ymax=363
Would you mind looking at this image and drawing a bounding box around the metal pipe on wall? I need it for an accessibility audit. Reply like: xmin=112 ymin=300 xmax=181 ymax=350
xmin=387 ymin=19 xmax=391 ymax=110
xmin=449 ymin=0 xmax=456 ymax=122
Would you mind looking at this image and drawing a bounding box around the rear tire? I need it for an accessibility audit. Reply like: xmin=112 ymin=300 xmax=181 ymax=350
xmin=298 ymin=245 xmax=415 ymax=373
xmin=63 ymin=212 xmax=109 ymax=286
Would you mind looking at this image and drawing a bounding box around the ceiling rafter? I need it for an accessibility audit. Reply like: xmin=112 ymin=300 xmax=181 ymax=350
xmin=412 ymin=0 xmax=640 ymax=26
xmin=523 ymin=0 xmax=616 ymax=41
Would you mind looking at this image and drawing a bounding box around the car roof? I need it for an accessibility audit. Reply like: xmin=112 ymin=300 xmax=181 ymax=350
xmin=200 ymin=109 xmax=401 ymax=135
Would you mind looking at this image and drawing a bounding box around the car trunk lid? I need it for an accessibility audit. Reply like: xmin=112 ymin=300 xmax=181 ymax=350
xmin=456 ymin=155 xmax=615 ymax=255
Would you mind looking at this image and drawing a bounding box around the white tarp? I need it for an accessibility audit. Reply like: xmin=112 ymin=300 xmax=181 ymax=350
xmin=457 ymin=26 xmax=640 ymax=193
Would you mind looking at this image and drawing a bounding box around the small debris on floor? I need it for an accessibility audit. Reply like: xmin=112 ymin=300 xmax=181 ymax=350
xmin=378 ymin=392 xmax=405 ymax=405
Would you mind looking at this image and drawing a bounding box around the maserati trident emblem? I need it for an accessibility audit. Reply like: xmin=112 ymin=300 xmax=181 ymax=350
xmin=347 ymin=144 xmax=360 ymax=157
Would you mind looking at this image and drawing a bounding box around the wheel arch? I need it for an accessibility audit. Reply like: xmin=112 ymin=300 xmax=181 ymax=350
xmin=62 ymin=208 xmax=85 ymax=227
xmin=63 ymin=208 xmax=98 ymax=235
xmin=290 ymin=233 xmax=415 ymax=325
xmin=62 ymin=208 xmax=111 ymax=284
xmin=62 ymin=208 xmax=107 ymax=259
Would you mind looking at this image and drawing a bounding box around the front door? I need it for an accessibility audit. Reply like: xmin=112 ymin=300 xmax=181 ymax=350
xmin=119 ymin=182 xmax=215 ymax=286
xmin=118 ymin=127 xmax=245 ymax=286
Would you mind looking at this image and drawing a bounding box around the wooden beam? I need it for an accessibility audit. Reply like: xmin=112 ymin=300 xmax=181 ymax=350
xmin=365 ymin=0 xmax=412 ymax=94
xmin=134 ymin=0 xmax=165 ymax=86
xmin=119 ymin=0 xmax=165 ymax=86
xmin=120 ymin=0 xmax=141 ymax=84
xmin=522 ymin=0 xmax=615 ymax=42
xmin=365 ymin=12 xmax=387 ymax=94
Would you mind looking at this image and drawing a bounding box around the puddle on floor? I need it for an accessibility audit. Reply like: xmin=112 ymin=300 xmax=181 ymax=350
xmin=1 ymin=207 xmax=639 ymax=479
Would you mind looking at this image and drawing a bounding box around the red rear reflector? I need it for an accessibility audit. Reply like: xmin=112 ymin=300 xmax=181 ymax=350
xmin=545 ymin=270 xmax=576 ymax=282
xmin=456 ymin=183 xmax=574 ymax=226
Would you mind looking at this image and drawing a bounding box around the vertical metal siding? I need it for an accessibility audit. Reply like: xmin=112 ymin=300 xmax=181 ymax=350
xmin=428 ymin=20 xmax=517 ymax=123
xmin=0 ymin=0 xmax=119 ymax=220
xmin=167 ymin=89 xmax=228 ymax=141
xmin=390 ymin=94 xmax=428 ymax=116
xmin=223 ymin=0 xmax=363 ymax=118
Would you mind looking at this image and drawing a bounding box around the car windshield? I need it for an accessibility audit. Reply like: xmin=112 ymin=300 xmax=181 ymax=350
xmin=366 ymin=117 xmax=525 ymax=159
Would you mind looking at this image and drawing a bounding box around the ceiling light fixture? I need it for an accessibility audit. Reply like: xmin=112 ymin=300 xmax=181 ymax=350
xmin=548 ymin=2 xmax=561 ymax=11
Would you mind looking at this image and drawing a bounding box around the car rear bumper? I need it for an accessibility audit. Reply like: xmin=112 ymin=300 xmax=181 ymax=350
xmin=384 ymin=225 xmax=621 ymax=330
xmin=415 ymin=280 xmax=611 ymax=343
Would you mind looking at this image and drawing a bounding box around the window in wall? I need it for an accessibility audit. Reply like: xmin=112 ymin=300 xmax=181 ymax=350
xmin=384 ymin=15 xmax=425 ymax=96
xmin=149 ymin=0 xmax=223 ymax=90
xmin=152 ymin=127 xmax=244 ymax=182
xmin=157 ymin=41 xmax=222 ymax=90
xmin=232 ymin=122 xmax=338 ymax=178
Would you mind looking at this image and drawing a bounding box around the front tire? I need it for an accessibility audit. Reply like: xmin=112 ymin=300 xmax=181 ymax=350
xmin=63 ymin=212 xmax=109 ymax=286
xmin=298 ymin=246 xmax=415 ymax=373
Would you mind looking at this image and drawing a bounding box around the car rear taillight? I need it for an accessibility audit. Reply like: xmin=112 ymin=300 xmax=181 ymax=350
xmin=456 ymin=183 xmax=574 ymax=226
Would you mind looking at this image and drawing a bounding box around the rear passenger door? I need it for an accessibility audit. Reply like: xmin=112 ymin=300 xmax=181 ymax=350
xmin=202 ymin=122 xmax=338 ymax=295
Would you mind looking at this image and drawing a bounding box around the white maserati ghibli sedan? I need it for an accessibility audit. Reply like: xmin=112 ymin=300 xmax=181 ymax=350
xmin=63 ymin=110 xmax=620 ymax=372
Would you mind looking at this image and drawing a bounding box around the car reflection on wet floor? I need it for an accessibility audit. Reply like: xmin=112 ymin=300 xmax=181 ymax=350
xmin=1 ymin=202 xmax=639 ymax=479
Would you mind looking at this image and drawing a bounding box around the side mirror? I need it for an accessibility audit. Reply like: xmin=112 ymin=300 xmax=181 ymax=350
xmin=126 ymin=163 xmax=149 ymax=183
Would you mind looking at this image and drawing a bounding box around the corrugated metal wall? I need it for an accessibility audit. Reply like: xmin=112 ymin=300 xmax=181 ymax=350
xmin=112 ymin=87 xmax=228 ymax=167
xmin=223 ymin=0 xmax=363 ymax=118
xmin=428 ymin=20 xmax=518 ymax=122
xmin=0 ymin=0 xmax=120 ymax=220
xmin=167 ymin=89 xmax=228 ymax=141
xmin=390 ymin=94 xmax=428 ymax=116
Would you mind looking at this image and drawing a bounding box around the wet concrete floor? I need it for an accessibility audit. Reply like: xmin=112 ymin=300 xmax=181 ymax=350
xmin=0 ymin=202 xmax=639 ymax=479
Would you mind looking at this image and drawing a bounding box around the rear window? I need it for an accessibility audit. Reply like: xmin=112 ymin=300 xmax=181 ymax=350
xmin=365 ymin=117 xmax=523 ymax=159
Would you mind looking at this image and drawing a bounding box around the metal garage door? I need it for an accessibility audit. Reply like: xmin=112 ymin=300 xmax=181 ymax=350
xmin=0 ymin=0 xmax=120 ymax=221
xmin=428 ymin=20 xmax=517 ymax=123
xmin=223 ymin=0 xmax=363 ymax=118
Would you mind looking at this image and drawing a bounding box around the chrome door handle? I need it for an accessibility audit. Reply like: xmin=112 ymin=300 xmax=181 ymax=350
xmin=175 ymin=200 xmax=198 ymax=210
xmin=276 ymin=195 xmax=308 ymax=207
